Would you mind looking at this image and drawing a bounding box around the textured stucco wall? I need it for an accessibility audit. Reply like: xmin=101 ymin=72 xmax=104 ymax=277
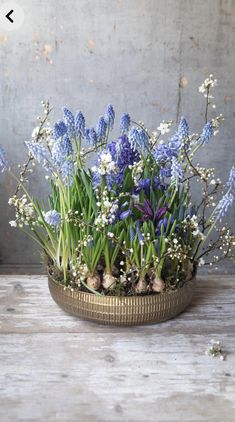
xmin=0 ymin=0 xmax=235 ymax=267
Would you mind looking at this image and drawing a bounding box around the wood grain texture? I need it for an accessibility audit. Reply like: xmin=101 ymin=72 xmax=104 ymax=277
xmin=0 ymin=275 xmax=235 ymax=422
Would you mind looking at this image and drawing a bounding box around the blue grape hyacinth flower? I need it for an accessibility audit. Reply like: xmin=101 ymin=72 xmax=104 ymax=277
xmin=85 ymin=127 xmax=98 ymax=146
xmin=178 ymin=116 xmax=189 ymax=140
xmin=104 ymin=104 xmax=115 ymax=130
xmin=227 ymin=166 xmax=235 ymax=192
xmin=199 ymin=121 xmax=213 ymax=144
xmin=53 ymin=120 xmax=67 ymax=140
xmin=75 ymin=111 xmax=85 ymax=138
xmin=96 ymin=116 xmax=107 ymax=141
xmin=215 ymin=192 xmax=234 ymax=221
xmin=63 ymin=107 xmax=75 ymax=135
xmin=43 ymin=210 xmax=61 ymax=228
xmin=120 ymin=113 xmax=131 ymax=134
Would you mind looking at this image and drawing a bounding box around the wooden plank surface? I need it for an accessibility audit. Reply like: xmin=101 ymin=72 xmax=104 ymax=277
xmin=0 ymin=275 xmax=235 ymax=422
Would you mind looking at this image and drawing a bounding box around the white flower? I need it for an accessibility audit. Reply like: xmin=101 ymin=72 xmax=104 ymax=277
xmin=157 ymin=122 xmax=170 ymax=135
xmin=31 ymin=126 xmax=40 ymax=138
xmin=9 ymin=220 xmax=17 ymax=227
xmin=103 ymin=200 xmax=111 ymax=208
xmin=97 ymin=152 xmax=116 ymax=175
xmin=199 ymin=75 xmax=217 ymax=94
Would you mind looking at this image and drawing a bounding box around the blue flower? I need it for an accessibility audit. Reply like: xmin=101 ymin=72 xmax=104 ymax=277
xmin=85 ymin=128 xmax=98 ymax=146
xmin=156 ymin=216 xmax=175 ymax=236
xmin=75 ymin=111 xmax=85 ymax=137
xmin=136 ymin=178 xmax=151 ymax=193
xmin=119 ymin=209 xmax=132 ymax=220
xmin=92 ymin=170 xmax=101 ymax=189
xmin=159 ymin=167 xmax=172 ymax=180
xmin=227 ymin=166 xmax=235 ymax=192
xmin=199 ymin=122 xmax=213 ymax=144
xmin=60 ymin=160 xmax=74 ymax=185
xmin=171 ymin=157 xmax=183 ymax=184
xmin=52 ymin=135 xmax=73 ymax=166
xmin=0 ymin=145 xmax=9 ymax=172
xmin=154 ymin=143 xmax=177 ymax=164
xmin=104 ymin=136 xmax=140 ymax=189
xmin=63 ymin=107 xmax=75 ymax=135
xmin=96 ymin=117 xmax=107 ymax=141
xmin=43 ymin=210 xmax=61 ymax=228
xmin=129 ymin=127 xmax=149 ymax=152
xmin=168 ymin=133 xmax=182 ymax=153
xmin=153 ymin=176 xmax=166 ymax=190
xmin=104 ymin=104 xmax=115 ymax=130
xmin=25 ymin=142 xmax=50 ymax=168
xmin=51 ymin=135 xmax=74 ymax=184
xmin=116 ymin=136 xmax=140 ymax=169
xmin=120 ymin=113 xmax=131 ymax=134
xmin=53 ymin=120 xmax=67 ymax=140
xmin=62 ymin=135 xmax=73 ymax=155
xmin=178 ymin=117 xmax=189 ymax=140
xmin=215 ymin=192 xmax=234 ymax=221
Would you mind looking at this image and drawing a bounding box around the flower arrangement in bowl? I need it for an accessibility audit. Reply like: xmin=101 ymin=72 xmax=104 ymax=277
xmin=1 ymin=75 xmax=235 ymax=325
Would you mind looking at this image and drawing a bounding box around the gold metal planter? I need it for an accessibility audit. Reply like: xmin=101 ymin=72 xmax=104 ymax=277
xmin=48 ymin=274 xmax=195 ymax=326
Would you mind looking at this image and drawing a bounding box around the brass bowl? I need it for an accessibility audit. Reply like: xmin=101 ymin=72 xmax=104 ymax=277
xmin=48 ymin=274 xmax=195 ymax=326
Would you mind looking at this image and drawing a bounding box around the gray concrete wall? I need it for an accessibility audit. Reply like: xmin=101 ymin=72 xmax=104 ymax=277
xmin=0 ymin=0 xmax=235 ymax=268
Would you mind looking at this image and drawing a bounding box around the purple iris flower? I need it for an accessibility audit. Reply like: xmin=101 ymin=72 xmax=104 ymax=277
xmin=135 ymin=199 xmax=168 ymax=223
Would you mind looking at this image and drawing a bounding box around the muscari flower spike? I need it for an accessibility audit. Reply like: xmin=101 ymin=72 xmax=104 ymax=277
xmin=75 ymin=111 xmax=85 ymax=137
xmin=200 ymin=121 xmax=213 ymax=144
xmin=0 ymin=145 xmax=9 ymax=172
xmin=104 ymin=104 xmax=115 ymax=130
xmin=53 ymin=120 xmax=67 ymax=140
xmin=52 ymin=135 xmax=73 ymax=166
xmin=43 ymin=210 xmax=61 ymax=228
xmin=85 ymin=128 xmax=98 ymax=146
xmin=25 ymin=142 xmax=50 ymax=168
xmin=60 ymin=160 xmax=74 ymax=185
xmin=96 ymin=116 xmax=107 ymax=141
xmin=227 ymin=166 xmax=235 ymax=192
xmin=215 ymin=192 xmax=234 ymax=221
xmin=171 ymin=157 xmax=184 ymax=184
xmin=120 ymin=113 xmax=131 ymax=134
xmin=63 ymin=107 xmax=75 ymax=135
xmin=178 ymin=117 xmax=189 ymax=140
xmin=129 ymin=127 xmax=149 ymax=152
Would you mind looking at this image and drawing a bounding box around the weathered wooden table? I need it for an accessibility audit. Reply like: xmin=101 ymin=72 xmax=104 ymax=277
xmin=0 ymin=275 xmax=234 ymax=422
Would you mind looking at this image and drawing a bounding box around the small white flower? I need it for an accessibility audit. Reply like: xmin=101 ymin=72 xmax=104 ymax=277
xmin=103 ymin=200 xmax=111 ymax=208
xmin=32 ymin=126 xmax=40 ymax=138
xmin=9 ymin=220 xmax=17 ymax=227
xmin=157 ymin=122 xmax=170 ymax=135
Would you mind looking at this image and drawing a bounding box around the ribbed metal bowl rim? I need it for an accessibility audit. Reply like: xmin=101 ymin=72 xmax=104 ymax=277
xmin=48 ymin=274 xmax=195 ymax=326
